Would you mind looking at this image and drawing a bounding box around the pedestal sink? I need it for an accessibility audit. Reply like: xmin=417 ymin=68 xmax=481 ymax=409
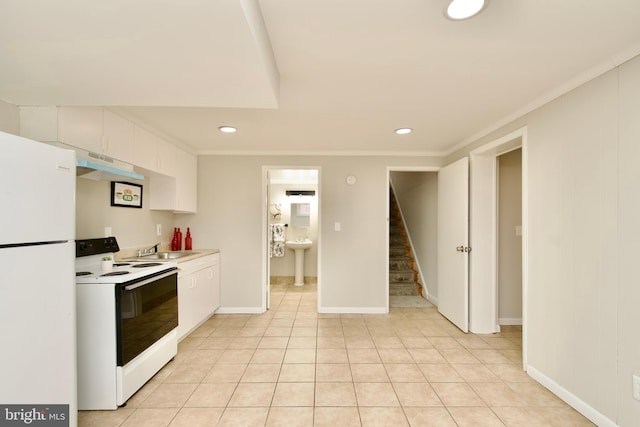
xmin=285 ymin=240 xmax=312 ymax=286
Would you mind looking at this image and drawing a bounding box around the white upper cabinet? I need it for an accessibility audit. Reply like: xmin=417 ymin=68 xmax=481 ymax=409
xmin=103 ymin=110 xmax=134 ymax=162
xmin=20 ymin=106 xmax=198 ymax=213
xmin=134 ymin=125 xmax=159 ymax=172
xmin=20 ymin=106 xmax=135 ymax=164
xmin=149 ymin=147 xmax=197 ymax=213
xmin=157 ymin=137 xmax=176 ymax=176
xmin=174 ymin=148 xmax=197 ymax=213
xmin=134 ymin=125 xmax=176 ymax=176
xmin=57 ymin=107 xmax=104 ymax=153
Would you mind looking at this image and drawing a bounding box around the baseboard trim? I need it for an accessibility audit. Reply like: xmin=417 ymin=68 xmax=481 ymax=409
xmin=215 ymin=307 xmax=265 ymax=314
xmin=498 ymin=317 xmax=522 ymax=325
xmin=426 ymin=294 xmax=438 ymax=306
xmin=526 ymin=365 xmax=617 ymax=427
xmin=319 ymin=307 xmax=388 ymax=314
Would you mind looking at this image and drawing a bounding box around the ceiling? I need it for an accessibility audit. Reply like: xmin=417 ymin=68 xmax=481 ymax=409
xmin=2 ymin=0 xmax=640 ymax=156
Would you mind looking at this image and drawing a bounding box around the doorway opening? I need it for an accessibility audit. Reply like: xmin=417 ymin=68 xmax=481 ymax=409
xmin=386 ymin=167 xmax=439 ymax=310
xmin=497 ymin=148 xmax=523 ymax=327
xmin=263 ymin=167 xmax=320 ymax=311
xmin=469 ymin=126 xmax=527 ymax=369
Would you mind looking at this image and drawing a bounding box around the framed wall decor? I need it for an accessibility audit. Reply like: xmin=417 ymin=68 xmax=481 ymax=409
xmin=111 ymin=181 xmax=143 ymax=208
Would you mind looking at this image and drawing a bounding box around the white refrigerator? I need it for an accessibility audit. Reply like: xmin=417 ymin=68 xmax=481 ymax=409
xmin=0 ymin=131 xmax=77 ymax=426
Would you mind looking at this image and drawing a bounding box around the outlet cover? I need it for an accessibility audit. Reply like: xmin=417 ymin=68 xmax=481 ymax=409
xmin=633 ymin=375 xmax=640 ymax=400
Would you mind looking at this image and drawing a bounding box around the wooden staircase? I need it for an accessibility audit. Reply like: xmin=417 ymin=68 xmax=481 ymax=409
xmin=389 ymin=188 xmax=422 ymax=296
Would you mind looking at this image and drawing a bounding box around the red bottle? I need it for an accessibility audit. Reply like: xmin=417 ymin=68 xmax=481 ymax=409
xmin=177 ymin=228 xmax=183 ymax=251
xmin=185 ymin=228 xmax=192 ymax=250
xmin=171 ymin=228 xmax=178 ymax=251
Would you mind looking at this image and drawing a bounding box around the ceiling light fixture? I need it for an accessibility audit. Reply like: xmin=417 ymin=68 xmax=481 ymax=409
xmin=444 ymin=0 xmax=488 ymax=21
xmin=218 ymin=126 xmax=237 ymax=133
xmin=395 ymin=128 xmax=412 ymax=135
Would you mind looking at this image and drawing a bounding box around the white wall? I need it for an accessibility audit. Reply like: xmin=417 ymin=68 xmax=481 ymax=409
xmin=526 ymin=67 xmax=619 ymax=424
xmin=616 ymin=54 xmax=640 ymax=427
xmin=76 ymin=178 xmax=175 ymax=250
xmin=448 ymin=55 xmax=640 ymax=425
xmin=176 ymin=155 xmax=442 ymax=312
xmin=0 ymin=99 xmax=19 ymax=134
xmin=497 ymin=149 xmax=522 ymax=323
xmin=389 ymin=172 xmax=438 ymax=301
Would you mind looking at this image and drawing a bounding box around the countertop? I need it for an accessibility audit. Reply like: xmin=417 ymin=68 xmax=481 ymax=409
xmin=170 ymin=249 xmax=220 ymax=263
xmin=116 ymin=247 xmax=220 ymax=263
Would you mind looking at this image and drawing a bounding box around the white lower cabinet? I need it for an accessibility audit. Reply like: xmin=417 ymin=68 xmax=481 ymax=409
xmin=177 ymin=253 xmax=220 ymax=340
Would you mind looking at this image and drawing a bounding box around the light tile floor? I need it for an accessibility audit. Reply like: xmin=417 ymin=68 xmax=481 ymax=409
xmin=79 ymin=283 xmax=595 ymax=426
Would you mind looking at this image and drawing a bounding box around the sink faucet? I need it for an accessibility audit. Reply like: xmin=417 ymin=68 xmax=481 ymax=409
xmin=137 ymin=242 xmax=160 ymax=257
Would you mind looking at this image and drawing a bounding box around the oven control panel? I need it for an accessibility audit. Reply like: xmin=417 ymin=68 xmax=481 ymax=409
xmin=76 ymin=237 xmax=120 ymax=257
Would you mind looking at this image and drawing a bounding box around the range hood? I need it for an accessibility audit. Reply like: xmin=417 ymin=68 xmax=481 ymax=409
xmin=50 ymin=142 xmax=144 ymax=182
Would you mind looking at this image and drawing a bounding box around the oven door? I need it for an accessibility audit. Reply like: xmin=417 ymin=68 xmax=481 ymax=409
xmin=115 ymin=269 xmax=178 ymax=366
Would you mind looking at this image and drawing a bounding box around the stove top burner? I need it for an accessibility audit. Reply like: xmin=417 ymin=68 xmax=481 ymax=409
xmin=133 ymin=263 xmax=162 ymax=268
xmin=113 ymin=263 xmax=131 ymax=267
xmin=101 ymin=271 xmax=130 ymax=277
xmin=76 ymin=272 xmax=92 ymax=276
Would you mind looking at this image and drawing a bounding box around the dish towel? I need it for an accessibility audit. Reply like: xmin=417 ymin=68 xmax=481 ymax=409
xmin=269 ymin=224 xmax=286 ymax=258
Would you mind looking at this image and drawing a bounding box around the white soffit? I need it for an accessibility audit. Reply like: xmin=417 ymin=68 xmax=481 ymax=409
xmin=0 ymin=0 xmax=279 ymax=108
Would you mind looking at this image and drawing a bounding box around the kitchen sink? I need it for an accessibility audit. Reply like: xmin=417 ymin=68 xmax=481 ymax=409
xmin=125 ymin=252 xmax=200 ymax=261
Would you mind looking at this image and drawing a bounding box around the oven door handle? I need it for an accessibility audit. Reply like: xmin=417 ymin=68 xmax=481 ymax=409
xmin=123 ymin=270 xmax=177 ymax=291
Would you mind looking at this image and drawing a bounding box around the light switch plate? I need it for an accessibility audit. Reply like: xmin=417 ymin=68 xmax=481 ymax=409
xmin=104 ymin=226 xmax=112 ymax=237
xmin=334 ymin=222 xmax=341 ymax=232
xmin=156 ymin=223 xmax=162 ymax=236
xmin=633 ymin=375 xmax=640 ymax=400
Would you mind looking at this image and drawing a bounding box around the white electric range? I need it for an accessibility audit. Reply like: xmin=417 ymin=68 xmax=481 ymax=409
xmin=75 ymin=237 xmax=179 ymax=410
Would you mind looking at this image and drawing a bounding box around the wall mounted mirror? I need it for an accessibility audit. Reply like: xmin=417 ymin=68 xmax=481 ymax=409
xmin=291 ymin=203 xmax=311 ymax=227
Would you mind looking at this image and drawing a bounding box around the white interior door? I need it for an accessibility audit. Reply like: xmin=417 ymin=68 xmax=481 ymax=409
xmin=437 ymin=157 xmax=469 ymax=332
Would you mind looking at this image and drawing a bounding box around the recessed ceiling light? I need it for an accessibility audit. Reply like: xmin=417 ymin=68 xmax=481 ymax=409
xmin=444 ymin=0 xmax=488 ymax=21
xmin=395 ymin=128 xmax=412 ymax=135
xmin=218 ymin=126 xmax=237 ymax=133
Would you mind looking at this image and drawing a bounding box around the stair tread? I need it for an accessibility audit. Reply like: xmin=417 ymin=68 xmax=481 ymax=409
xmin=389 ymin=187 xmax=422 ymax=297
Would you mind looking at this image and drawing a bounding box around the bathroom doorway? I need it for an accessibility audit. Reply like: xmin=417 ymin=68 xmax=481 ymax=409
xmin=263 ymin=167 xmax=320 ymax=311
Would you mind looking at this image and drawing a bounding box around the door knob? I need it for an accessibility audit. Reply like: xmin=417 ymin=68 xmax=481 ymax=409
xmin=456 ymin=246 xmax=465 ymax=252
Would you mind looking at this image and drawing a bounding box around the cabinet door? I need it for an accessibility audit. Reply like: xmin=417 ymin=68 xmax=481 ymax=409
xmin=134 ymin=125 xmax=159 ymax=172
xmin=175 ymin=148 xmax=197 ymax=213
xmin=157 ymin=137 xmax=176 ymax=176
xmin=199 ymin=255 xmax=220 ymax=315
xmin=103 ymin=110 xmax=134 ymax=163
xmin=197 ymin=267 xmax=216 ymax=317
xmin=177 ymin=274 xmax=197 ymax=340
xmin=211 ymin=261 xmax=220 ymax=312
xmin=58 ymin=107 xmax=103 ymax=153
